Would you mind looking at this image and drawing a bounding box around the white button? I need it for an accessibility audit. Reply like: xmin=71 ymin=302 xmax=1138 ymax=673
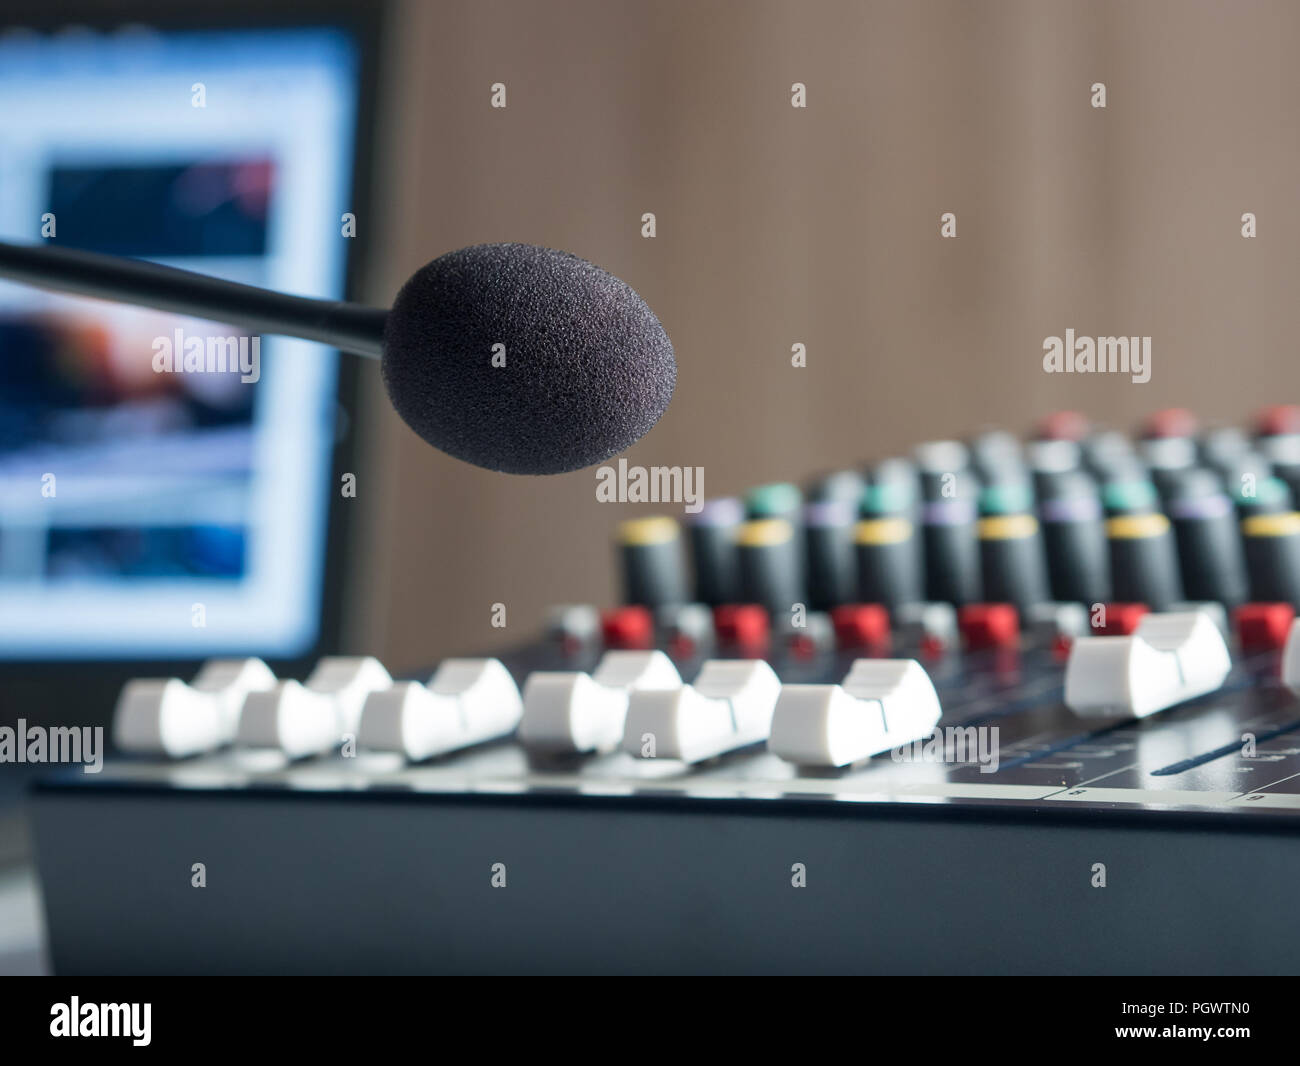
xmin=769 ymin=658 xmax=942 ymax=767
xmin=359 ymin=658 xmax=521 ymax=760
xmin=236 ymin=656 xmax=391 ymax=758
xmin=894 ymin=602 xmax=959 ymax=648
xmin=238 ymin=683 xmax=339 ymax=759
xmin=622 ymin=659 xmax=780 ymax=763
xmin=590 ymin=650 xmax=681 ymax=690
xmin=1167 ymin=601 xmax=1229 ymax=640
xmin=190 ymin=658 xmax=277 ymax=736
xmin=300 ymin=656 xmax=392 ymax=735
xmin=357 ymin=684 xmax=449 ymax=760
xmin=1025 ymin=602 xmax=1089 ymax=644
xmin=519 ymin=650 xmax=680 ymax=754
xmin=1281 ymin=619 xmax=1300 ymax=693
xmin=545 ymin=604 xmax=601 ymax=646
xmin=1064 ymin=611 xmax=1231 ymax=718
xmin=428 ymin=657 xmax=522 ymax=736
xmin=113 ymin=658 xmax=276 ymax=757
xmin=114 ymin=679 xmax=226 ymax=758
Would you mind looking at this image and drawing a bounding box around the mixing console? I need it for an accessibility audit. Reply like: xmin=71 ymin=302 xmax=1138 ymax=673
xmin=30 ymin=407 xmax=1300 ymax=974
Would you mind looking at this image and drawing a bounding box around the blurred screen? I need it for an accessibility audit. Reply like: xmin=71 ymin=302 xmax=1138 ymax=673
xmin=0 ymin=27 xmax=358 ymax=658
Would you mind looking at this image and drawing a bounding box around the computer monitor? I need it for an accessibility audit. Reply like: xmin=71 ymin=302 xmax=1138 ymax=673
xmin=0 ymin=23 xmax=364 ymax=661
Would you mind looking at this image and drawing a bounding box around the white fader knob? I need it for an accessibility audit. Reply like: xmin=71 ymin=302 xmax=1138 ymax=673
xmin=622 ymin=659 xmax=781 ymax=763
xmin=237 ymin=656 xmax=391 ymax=759
xmin=519 ymin=650 xmax=681 ymax=755
xmin=114 ymin=658 xmax=277 ymax=758
xmin=1064 ymin=611 xmax=1231 ymax=718
xmin=358 ymin=658 xmax=522 ymax=760
xmin=191 ymin=658 xmax=280 ymax=736
xmin=769 ymin=659 xmax=943 ymax=768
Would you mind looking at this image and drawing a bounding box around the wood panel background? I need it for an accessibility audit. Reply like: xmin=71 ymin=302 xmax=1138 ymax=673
xmin=345 ymin=0 xmax=1300 ymax=669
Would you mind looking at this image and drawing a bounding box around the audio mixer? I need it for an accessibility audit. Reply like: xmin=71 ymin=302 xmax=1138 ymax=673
xmin=30 ymin=406 xmax=1300 ymax=974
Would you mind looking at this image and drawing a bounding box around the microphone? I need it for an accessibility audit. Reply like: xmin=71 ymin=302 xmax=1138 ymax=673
xmin=0 ymin=240 xmax=676 ymax=475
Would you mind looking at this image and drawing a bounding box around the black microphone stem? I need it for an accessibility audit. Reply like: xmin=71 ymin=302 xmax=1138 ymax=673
xmin=0 ymin=239 xmax=386 ymax=358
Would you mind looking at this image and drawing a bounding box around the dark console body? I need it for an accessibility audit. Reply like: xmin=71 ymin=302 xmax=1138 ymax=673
xmin=32 ymin=641 xmax=1300 ymax=974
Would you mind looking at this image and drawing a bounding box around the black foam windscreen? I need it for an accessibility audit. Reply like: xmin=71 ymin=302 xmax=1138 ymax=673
xmin=381 ymin=242 xmax=676 ymax=475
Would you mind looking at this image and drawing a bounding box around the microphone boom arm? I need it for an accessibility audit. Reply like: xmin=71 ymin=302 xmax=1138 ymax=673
xmin=0 ymin=239 xmax=386 ymax=358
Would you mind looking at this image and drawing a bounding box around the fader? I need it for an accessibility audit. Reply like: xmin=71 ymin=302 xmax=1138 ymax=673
xmin=31 ymin=406 xmax=1300 ymax=975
